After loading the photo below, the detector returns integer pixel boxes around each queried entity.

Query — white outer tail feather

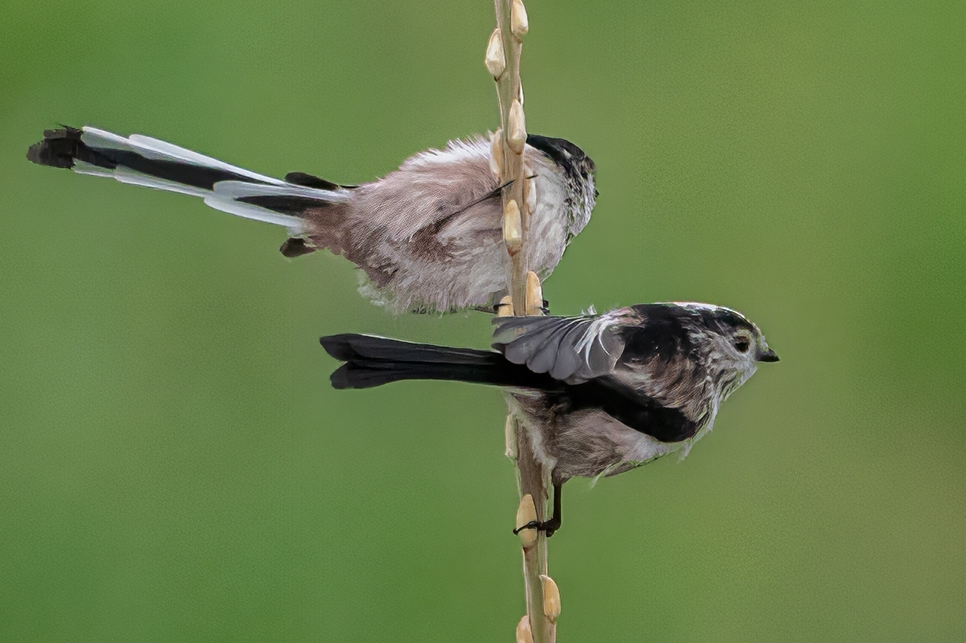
[73,126,352,234]
[81,127,286,185]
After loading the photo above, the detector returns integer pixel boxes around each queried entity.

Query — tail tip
[329,364,354,389]
[320,334,357,361]
[25,141,47,165]
[26,127,82,168]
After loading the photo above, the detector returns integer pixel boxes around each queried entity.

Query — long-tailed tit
[320,302,778,536]
[28,127,596,313]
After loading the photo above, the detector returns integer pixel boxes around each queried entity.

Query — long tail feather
[27,126,350,234]
[320,334,542,390]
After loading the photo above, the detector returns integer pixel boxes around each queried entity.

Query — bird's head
[525,134,597,237]
[674,302,778,398]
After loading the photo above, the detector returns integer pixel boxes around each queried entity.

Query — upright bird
[27,126,596,313]
[321,302,778,536]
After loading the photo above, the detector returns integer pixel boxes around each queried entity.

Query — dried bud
[515,615,533,643]
[525,271,543,316]
[508,99,526,154]
[497,294,514,317]
[485,29,506,77]
[541,575,561,621]
[516,494,538,546]
[503,199,523,255]
[504,415,517,458]
[490,130,504,179]
[511,0,529,38]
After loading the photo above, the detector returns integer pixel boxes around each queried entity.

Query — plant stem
[488,2,557,641]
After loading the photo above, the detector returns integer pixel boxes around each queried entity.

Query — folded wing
[492,308,632,384]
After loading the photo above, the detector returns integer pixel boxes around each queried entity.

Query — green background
[1,1,963,640]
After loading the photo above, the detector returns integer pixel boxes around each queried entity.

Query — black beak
[757,348,780,363]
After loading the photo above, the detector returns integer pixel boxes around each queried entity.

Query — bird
[320,302,778,536]
[27,126,596,313]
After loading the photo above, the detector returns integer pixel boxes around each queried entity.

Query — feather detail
[26,126,366,234]
[493,311,626,383]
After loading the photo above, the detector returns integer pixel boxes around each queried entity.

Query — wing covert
[492,310,629,384]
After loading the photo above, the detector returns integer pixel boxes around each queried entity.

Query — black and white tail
[320,334,544,390]
[27,126,350,250]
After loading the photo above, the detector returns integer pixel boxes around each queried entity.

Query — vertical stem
[492,0,529,311]
[488,2,556,642]
[514,417,554,643]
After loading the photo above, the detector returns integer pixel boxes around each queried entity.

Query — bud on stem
[516,615,534,643]
[515,494,538,547]
[540,575,560,622]
[508,99,527,154]
[504,199,523,255]
[485,28,506,77]
[525,271,543,316]
[511,0,529,38]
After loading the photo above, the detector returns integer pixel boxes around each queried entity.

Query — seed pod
[504,199,523,255]
[508,100,526,154]
[525,272,543,316]
[490,130,504,179]
[485,28,506,77]
[515,494,538,547]
[511,0,529,38]
[515,615,533,643]
[504,415,517,458]
[541,574,561,621]
[497,294,514,317]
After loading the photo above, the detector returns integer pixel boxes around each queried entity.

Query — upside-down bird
[28,126,596,313]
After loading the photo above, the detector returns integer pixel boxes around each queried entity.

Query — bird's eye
[734,337,751,353]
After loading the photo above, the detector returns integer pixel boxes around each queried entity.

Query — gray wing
[492,309,632,384]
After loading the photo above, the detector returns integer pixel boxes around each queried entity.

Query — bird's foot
[512,518,561,538]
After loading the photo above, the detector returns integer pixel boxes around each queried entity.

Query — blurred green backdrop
[1,1,963,641]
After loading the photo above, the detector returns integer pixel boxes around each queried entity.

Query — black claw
[513,481,564,538]
[512,518,561,538]
[512,520,539,535]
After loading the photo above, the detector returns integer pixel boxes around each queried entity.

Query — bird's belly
[517,405,682,480]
